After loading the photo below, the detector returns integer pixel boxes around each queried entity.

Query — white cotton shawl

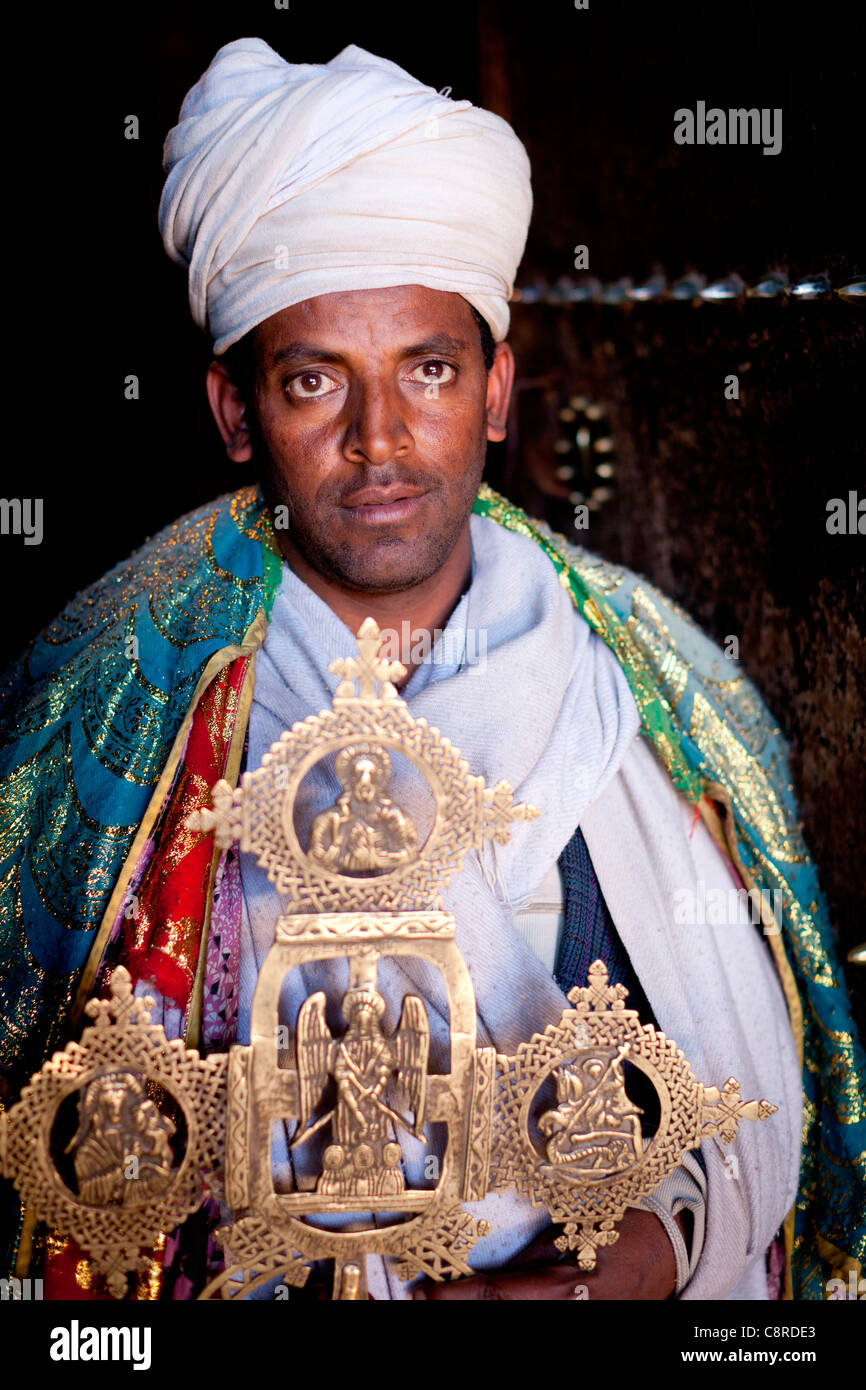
[237,513,801,1299]
[580,746,803,1301]
[159,38,533,352]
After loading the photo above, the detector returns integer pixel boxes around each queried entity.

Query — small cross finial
[329,618,406,701]
[84,965,154,1028]
[185,779,241,850]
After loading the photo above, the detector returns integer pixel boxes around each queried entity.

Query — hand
[411,1207,681,1301]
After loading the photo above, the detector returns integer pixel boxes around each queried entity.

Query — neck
[278,527,472,688]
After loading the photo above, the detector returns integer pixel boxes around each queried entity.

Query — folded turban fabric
[159,37,533,352]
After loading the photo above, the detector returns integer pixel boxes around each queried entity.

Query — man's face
[238,286,505,594]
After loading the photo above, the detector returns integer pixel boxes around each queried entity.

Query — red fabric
[120,659,248,1009]
[43,1236,114,1300]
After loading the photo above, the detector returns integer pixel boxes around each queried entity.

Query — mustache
[328,467,442,507]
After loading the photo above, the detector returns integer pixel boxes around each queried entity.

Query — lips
[341,484,425,508]
[340,484,426,525]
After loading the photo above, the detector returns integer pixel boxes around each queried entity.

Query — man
[0,38,862,1302]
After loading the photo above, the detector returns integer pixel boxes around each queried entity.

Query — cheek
[415,400,487,470]
[257,408,338,487]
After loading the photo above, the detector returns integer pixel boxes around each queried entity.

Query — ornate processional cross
[0,619,777,1299]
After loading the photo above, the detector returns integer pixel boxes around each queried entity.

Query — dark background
[4,0,863,1024]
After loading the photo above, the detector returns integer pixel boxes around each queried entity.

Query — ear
[206,360,253,463]
[485,341,515,444]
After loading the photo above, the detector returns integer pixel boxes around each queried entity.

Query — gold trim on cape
[70,610,268,1029]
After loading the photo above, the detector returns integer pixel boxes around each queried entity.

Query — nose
[342,378,413,466]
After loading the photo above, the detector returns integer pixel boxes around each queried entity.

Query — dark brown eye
[286,372,338,399]
[409,360,456,385]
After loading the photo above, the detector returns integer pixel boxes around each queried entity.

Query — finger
[484,1222,581,1272]
[413,1264,583,1301]
[506,1226,566,1269]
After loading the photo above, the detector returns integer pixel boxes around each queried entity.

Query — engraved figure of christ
[308,747,419,874]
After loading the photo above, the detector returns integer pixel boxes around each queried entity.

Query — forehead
[253,284,477,357]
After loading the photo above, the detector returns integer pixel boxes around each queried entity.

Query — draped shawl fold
[0,484,862,1298]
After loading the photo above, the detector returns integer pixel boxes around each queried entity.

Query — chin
[335,557,440,595]
[326,532,453,594]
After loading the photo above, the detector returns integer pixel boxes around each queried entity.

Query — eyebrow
[269,333,471,369]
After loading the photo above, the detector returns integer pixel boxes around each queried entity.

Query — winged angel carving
[292,985,430,1198]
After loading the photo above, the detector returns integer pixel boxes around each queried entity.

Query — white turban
[159,38,533,353]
